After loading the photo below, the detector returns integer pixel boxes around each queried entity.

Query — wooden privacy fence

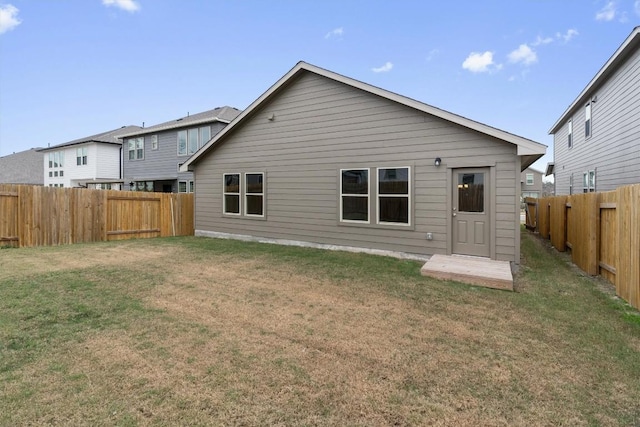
[0,184,194,248]
[524,183,640,310]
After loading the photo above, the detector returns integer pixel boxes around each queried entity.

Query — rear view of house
[182,62,545,263]
[548,26,640,195]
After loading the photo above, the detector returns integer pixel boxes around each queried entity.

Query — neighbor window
[223,173,241,214]
[340,169,369,222]
[568,120,573,148]
[378,167,410,224]
[585,103,592,138]
[245,173,264,216]
[569,174,573,195]
[76,147,87,165]
[584,170,596,193]
[526,173,534,186]
[49,171,52,177]
[189,181,194,193]
[128,137,144,160]
[151,135,158,150]
[178,181,188,193]
[178,126,212,155]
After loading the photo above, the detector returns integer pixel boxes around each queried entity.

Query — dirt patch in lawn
[2,236,639,426]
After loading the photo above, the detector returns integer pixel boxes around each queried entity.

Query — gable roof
[116,106,242,139]
[182,62,545,172]
[549,26,640,134]
[39,125,142,151]
[0,148,44,185]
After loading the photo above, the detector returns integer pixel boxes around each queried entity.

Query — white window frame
[526,173,534,186]
[151,135,158,150]
[376,166,411,226]
[199,126,211,149]
[585,103,592,139]
[128,137,144,160]
[189,181,194,193]
[588,170,596,192]
[76,147,88,166]
[244,172,265,217]
[177,130,188,156]
[340,168,370,224]
[568,120,573,148]
[223,173,241,215]
[178,180,188,193]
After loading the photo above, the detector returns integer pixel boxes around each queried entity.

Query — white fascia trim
[194,230,430,262]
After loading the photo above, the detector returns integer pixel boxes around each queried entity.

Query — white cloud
[102,0,140,13]
[372,61,393,73]
[325,27,343,39]
[462,51,496,73]
[508,44,537,65]
[532,35,554,46]
[595,1,616,21]
[0,4,21,34]
[426,49,439,61]
[556,28,579,43]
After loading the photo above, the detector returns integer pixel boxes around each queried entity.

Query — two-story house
[118,106,241,193]
[39,125,141,189]
[521,167,544,199]
[548,26,640,195]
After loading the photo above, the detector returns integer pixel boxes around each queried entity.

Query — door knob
[453,212,457,217]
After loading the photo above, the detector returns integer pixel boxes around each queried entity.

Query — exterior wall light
[434,157,442,167]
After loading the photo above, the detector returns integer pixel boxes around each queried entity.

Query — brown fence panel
[567,192,599,275]
[598,191,617,285]
[616,184,640,309]
[0,184,19,247]
[524,197,537,230]
[549,196,568,251]
[537,197,551,239]
[106,191,162,241]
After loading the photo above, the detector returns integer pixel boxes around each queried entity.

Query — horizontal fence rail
[0,184,194,248]
[525,183,640,310]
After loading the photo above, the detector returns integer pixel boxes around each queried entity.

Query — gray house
[0,148,44,185]
[521,167,544,199]
[118,107,241,193]
[548,26,640,195]
[181,62,545,263]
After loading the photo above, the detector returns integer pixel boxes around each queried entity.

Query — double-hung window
[568,120,573,148]
[178,126,212,155]
[377,167,410,225]
[76,147,87,165]
[245,173,264,216]
[223,173,241,215]
[585,103,592,138]
[128,137,144,160]
[526,173,534,186]
[583,170,596,193]
[340,169,369,222]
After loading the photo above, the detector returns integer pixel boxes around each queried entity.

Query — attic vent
[176,118,183,121]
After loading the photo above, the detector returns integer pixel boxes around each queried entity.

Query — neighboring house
[118,107,241,193]
[0,148,44,185]
[521,167,544,199]
[39,126,141,189]
[181,62,546,263]
[548,26,640,195]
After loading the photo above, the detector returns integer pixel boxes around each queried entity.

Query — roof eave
[549,26,640,134]
[118,117,232,139]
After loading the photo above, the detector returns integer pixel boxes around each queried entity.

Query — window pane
[177,131,187,155]
[188,128,198,154]
[200,126,211,148]
[342,196,368,221]
[379,168,408,194]
[379,197,409,223]
[246,173,263,193]
[341,170,368,194]
[178,182,187,193]
[54,152,59,168]
[246,195,263,215]
[458,173,484,212]
[59,152,64,167]
[189,181,194,193]
[129,150,135,160]
[49,153,53,168]
[225,195,240,214]
[224,174,240,193]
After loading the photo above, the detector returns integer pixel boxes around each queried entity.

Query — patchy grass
[1,232,639,426]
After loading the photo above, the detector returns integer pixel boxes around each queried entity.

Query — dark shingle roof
[39,125,142,151]
[116,106,242,139]
[0,148,44,185]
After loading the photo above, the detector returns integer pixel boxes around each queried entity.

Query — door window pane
[457,173,484,213]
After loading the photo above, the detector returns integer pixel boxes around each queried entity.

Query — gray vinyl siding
[123,122,227,190]
[553,45,640,195]
[194,72,521,261]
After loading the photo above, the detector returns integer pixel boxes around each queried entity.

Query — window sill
[337,220,414,231]
[222,213,267,221]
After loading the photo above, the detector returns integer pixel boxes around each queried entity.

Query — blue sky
[1,1,638,175]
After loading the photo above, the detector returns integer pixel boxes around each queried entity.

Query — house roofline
[549,26,640,134]
[117,117,232,139]
[182,61,545,171]
[38,140,122,152]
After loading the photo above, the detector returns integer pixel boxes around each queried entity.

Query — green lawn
[1,231,639,426]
